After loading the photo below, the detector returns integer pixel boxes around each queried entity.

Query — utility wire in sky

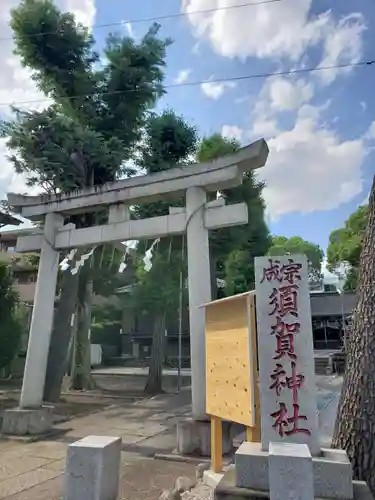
[0,0,282,42]
[0,59,373,109]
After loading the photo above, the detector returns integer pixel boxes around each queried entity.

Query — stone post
[254,254,320,455]
[65,435,121,500]
[20,212,63,409]
[269,442,314,500]
[186,186,211,419]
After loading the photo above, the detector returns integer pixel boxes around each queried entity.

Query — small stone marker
[269,442,314,500]
[254,255,319,455]
[64,435,121,500]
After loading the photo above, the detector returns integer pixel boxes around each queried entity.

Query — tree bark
[331,174,375,493]
[71,259,95,390]
[144,314,165,395]
[43,270,79,402]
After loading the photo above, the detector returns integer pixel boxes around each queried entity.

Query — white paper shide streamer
[118,244,132,274]
[60,238,161,275]
[143,238,160,272]
[59,248,77,272]
[59,247,96,275]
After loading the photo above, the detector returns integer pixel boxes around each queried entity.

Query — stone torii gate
[4,139,268,436]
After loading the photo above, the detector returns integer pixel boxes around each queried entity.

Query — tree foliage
[0,262,23,372]
[327,205,369,291]
[197,134,271,296]
[5,0,171,193]
[268,235,324,284]
[5,0,173,395]
[128,110,196,394]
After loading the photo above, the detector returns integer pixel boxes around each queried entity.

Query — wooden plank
[211,415,223,473]
[200,290,254,308]
[245,426,254,442]
[205,296,253,426]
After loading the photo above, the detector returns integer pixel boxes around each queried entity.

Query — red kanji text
[281,259,302,285]
[270,402,311,437]
[269,363,286,396]
[260,259,282,283]
[269,284,299,317]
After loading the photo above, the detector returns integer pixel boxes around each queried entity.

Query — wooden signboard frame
[202,291,260,472]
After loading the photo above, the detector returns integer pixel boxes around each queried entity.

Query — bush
[0,262,23,372]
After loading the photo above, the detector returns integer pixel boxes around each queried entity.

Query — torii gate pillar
[186,186,211,419]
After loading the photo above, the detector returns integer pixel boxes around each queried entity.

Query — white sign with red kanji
[254,254,320,456]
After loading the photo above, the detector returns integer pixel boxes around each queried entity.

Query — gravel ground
[182,483,213,500]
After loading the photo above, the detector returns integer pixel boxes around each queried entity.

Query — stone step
[315,357,330,375]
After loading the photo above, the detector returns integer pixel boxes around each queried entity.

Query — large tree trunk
[144,314,165,395]
[43,270,79,402]
[332,174,375,492]
[71,260,95,390]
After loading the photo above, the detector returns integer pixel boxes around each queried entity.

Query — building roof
[0,211,21,228]
[0,227,38,242]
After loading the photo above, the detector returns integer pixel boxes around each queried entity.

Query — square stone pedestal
[177,418,241,456]
[215,468,373,500]
[235,442,353,500]
[1,405,53,436]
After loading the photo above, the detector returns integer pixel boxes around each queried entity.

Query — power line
[0,59,373,109]
[0,0,282,42]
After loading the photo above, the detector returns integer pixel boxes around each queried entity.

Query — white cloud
[182,0,329,61]
[182,1,366,86]
[201,79,236,99]
[63,0,96,28]
[242,75,369,220]
[220,72,367,222]
[358,194,369,206]
[259,105,366,220]
[317,14,366,85]
[250,77,314,139]
[222,125,243,142]
[174,69,192,84]
[269,78,314,111]
[0,139,40,200]
[365,121,375,140]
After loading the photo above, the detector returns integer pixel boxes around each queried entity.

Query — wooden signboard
[202,291,260,472]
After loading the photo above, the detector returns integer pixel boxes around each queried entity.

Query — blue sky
[0,0,374,258]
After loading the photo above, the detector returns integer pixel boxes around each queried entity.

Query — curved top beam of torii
[7,139,268,221]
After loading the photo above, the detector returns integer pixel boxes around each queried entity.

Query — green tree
[0,262,23,374]
[332,177,375,492]
[130,247,185,394]
[197,134,271,296]
[327,205,369,291]
[268,235,324,285]
[5,0,172,397]
[131,110,197,394]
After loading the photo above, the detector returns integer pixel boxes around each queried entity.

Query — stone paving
[0,376,342,499]
[0,388,195,499]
